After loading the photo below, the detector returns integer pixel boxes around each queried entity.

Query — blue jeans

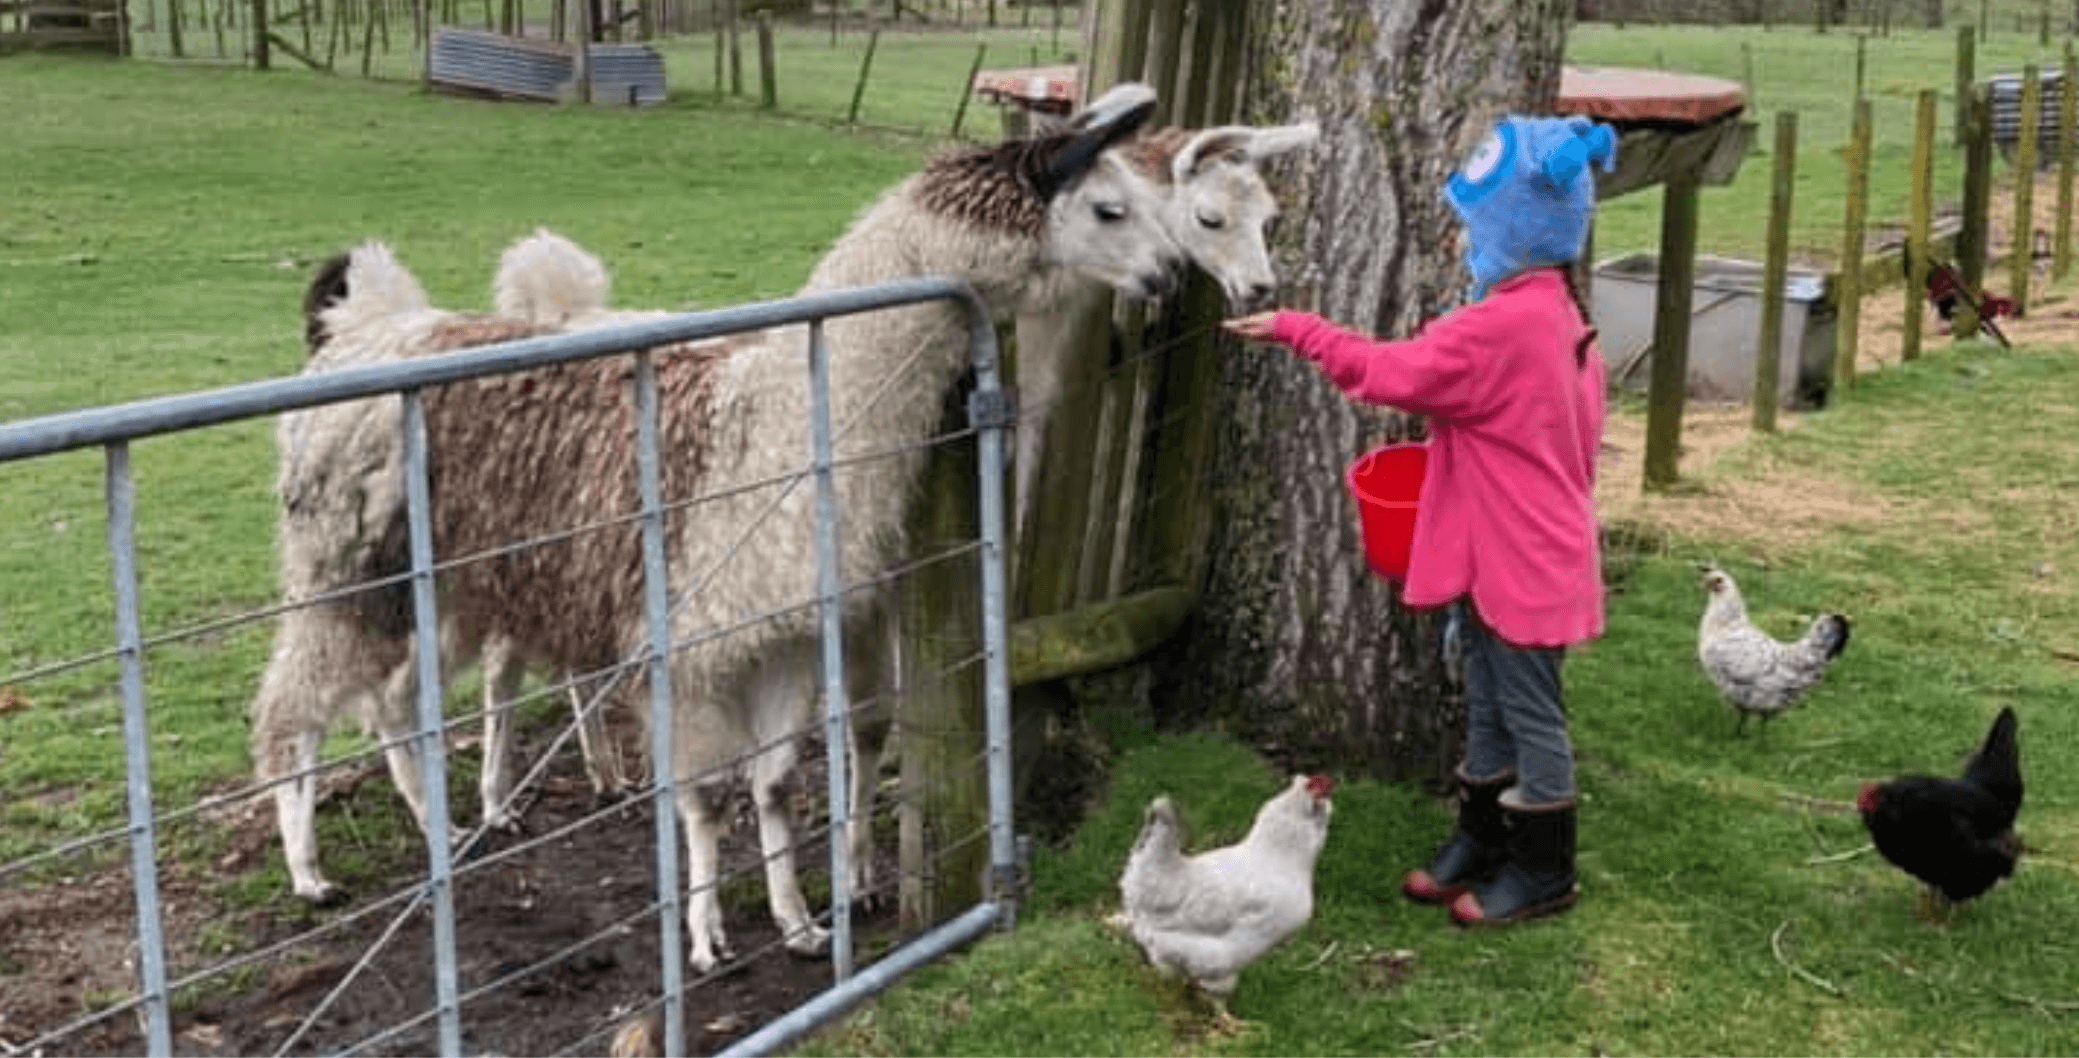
[1457,607,1575,805]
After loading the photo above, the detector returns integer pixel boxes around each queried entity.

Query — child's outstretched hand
[1222,311,1281,343]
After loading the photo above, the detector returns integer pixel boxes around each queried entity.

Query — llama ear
[1035,84,1157,199]
[1171,121,1320,183]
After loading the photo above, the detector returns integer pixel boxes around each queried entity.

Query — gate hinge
[967,387,1018,431]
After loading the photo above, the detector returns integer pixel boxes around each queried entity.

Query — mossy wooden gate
[896,0,1239,928]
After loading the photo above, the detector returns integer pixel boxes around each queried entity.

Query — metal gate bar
[0,274,1014,1058]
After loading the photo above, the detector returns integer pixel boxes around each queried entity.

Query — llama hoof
[783,924,831,960]
[297,881,348,908]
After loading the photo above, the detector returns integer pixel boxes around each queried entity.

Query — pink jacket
[1270,268,1605,647]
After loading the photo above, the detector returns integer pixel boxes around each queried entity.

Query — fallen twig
[1807,843,1875,865]
[1770,920,1844,996]
[1300,940,1340,972]
[1781,792,1858,815]
[2003,992,2079,1014]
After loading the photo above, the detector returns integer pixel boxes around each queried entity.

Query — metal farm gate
[0,277,1017,1057]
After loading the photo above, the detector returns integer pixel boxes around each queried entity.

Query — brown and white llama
[250,84,1182,971]
[473,114,1321,884]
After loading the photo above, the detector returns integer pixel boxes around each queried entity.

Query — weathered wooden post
[727,0,742,97]
[755,9,775,108]
[950,42,986,137]
[1903,89,1936,360]
[846,28,877,123]
[1854,32,1866,102]
[1955,23,1975,144]
[1836,97,1871,392]
[2014,65,2042,316]
[2056,46,2076,281]
[252,0,270,67]
[1755,110,1796,431]
[896,390,987,931]
[1957,85,1994,342]
[1643,172,1699,490]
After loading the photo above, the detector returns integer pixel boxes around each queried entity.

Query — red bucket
[1345,443,1427,582]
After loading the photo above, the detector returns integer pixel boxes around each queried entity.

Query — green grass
[0,51,932,866]
[1568,20,2079,270]
[9,26,2079,1055]
[802,337,2079,1055]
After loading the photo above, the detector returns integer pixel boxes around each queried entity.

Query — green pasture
[1570,21,2076,268]
[5,21,2079,1053]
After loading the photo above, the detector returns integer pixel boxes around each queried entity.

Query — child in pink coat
[1225,114,1615,927]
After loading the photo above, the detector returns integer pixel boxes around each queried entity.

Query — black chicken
[1856,707,2023,920]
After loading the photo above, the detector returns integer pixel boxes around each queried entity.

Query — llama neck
[801,175,1067,450]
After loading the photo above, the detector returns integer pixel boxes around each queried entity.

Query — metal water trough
[1592,252,1837,409]
[429,27,666,105]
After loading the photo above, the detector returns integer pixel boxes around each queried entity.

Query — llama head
[1161,121,1319,311]
[1030,83,1185,303]
[304,240,430,354]
[1089,116,1320,311]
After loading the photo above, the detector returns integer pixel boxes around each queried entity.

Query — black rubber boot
[1451,793,1578,927]
[1402,766,1514,905]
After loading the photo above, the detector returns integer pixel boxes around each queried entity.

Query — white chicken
[1697,566,1850,734]
[1113,774,1334,1031]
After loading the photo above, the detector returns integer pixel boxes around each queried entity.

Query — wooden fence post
[1755,110,1796,431]
[2056,45,2076,281]
[950,42,986,137]
[847,27,878,124]
[1643,173,1700,491]
[1958,85,1994,342]
[252,0,269,67]
[2014,64,2042,317]
[1836,97,1871,393]
[726,0,742,96]
[755,10,775,108]
[896,407,986,932]
[1902,89,1936,360]
[1955,23,1975,144]
[1853,33,1865,102]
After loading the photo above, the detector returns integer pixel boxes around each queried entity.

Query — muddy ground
[0,725,908,1058]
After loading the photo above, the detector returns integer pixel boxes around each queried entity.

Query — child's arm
[1225,309,1483,419]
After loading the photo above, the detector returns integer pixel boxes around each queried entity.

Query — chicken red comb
[1854,784,1881,812]
[1305,773,1334,799]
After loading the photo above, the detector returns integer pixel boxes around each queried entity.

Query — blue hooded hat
[1444,115,1619,299]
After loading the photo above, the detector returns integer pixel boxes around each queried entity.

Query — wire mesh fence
[0,275,1018,1057]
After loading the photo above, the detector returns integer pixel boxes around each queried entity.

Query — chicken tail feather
[1966,706,2022,808]
[1809,612,1851,661]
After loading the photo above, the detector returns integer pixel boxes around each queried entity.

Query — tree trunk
[1155,0,1571,783]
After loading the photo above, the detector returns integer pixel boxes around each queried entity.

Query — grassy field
[799,334,2079,1056]
[0,51,931,869]
[1569,20,2079,268]
[6,20,2079,1055]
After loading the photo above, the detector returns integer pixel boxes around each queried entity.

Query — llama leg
[273,728,344,904]
[479,637,525,831]
[845,622,897,907]
[675,780,732,974]
[749,742,828,959]
[372,658,438,840]
[570,676,627,797]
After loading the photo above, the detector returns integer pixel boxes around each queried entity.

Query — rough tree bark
[1155,1,1572,783]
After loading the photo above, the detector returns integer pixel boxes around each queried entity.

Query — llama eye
[1095,202,1128,223]
[1196,210,1226,231]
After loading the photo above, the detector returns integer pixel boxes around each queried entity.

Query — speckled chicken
[1697,567,1850,734]
[1114,774,1333,1030]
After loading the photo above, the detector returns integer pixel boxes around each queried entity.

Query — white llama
[250,84,1182,973]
